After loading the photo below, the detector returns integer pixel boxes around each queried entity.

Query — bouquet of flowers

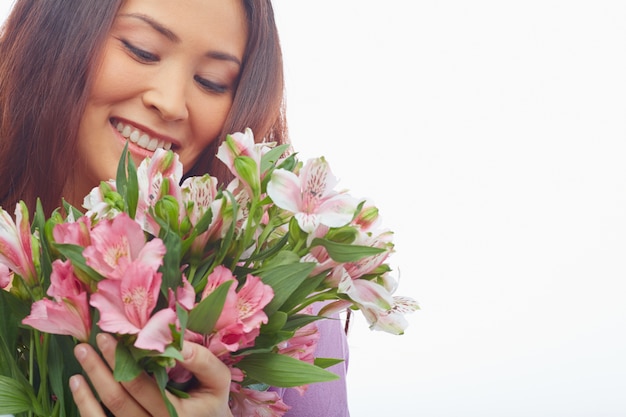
[0,128,417,417]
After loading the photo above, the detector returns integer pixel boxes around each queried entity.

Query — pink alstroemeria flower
[229,383,290,417]
[135,148,184,235]
[83,213,165,280]
[167,274,196,311]
[22,260,91,341]
[342,229,394,281]
[83,180,121,220]
[181,175,229,255]
[90,261,176,352]
[336,266,393,312]
[208,267,273,331]
[53,216,92,247]
[361,295,419,335]
[0,202,38,285]
[337,271,418,335]
[200,266,273,355]
[267,157,359,234]
[23,299,92,342]
[216,129,262,175]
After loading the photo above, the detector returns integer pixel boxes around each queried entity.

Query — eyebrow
[118,13,242,67]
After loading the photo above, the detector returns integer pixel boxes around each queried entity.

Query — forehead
[117,0,248,58]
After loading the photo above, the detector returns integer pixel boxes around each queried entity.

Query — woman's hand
[70,333,234,417]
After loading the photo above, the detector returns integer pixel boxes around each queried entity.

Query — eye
[120,39,159,63]
[194,75,228,94]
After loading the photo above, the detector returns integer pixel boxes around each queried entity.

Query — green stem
[230,200,261,270]
[28,332,34,417]
[40,332,50,414]
[289,289,340,315]
[186,262,198,287]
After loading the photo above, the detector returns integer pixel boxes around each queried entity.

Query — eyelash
[120,39,229,94]
[194,75,228,94]
[121,39,158,63]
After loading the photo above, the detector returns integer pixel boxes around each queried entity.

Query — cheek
[90,48,140,103]
[189,96,234,150]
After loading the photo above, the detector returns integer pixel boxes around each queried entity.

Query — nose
[142,66,190,122]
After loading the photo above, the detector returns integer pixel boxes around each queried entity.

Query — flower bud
[325,226,358,244]
[354,205,379,230]
[154,195,181,232]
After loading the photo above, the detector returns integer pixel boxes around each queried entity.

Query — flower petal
[23,296,91,342]
[134,308,177,352]
[267,169,303,213]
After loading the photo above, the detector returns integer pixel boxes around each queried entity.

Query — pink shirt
[272,308,351,417]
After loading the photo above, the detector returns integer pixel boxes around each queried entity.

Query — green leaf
[160,345,184,362]
[314,357,345,369]
[114,343,143,382]
[54,243,104,282]
[0,376,36,414]
[276,153,298,172]
[187,281,232,334]
[175,304,189,349]
[278,272,327,314]
[237,353,339,387]
[260,143,290,174]
[255,263,316,316]
[0,289,30,355]
[282,314,324,332]
[62,199,86,220]
[126,150,139,219]
[34,199,53,279]
[190,201,214,236]
[48,335,82,417]
[311,237,386,262]
[210,191,238,269]
[116,143,130,201]
[158,226,183,293]
[244,232,290,263]
[260,311,288,334]
[153,366,179,417]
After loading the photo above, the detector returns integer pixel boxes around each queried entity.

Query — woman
[0,0,350,416]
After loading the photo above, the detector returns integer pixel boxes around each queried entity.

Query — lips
[111,119,173,151]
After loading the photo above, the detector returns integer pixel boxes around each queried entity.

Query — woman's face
[71,0,247,202]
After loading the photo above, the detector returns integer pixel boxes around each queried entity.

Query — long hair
[185,0,289,183]
[0,0,120,213]
[0,0,288,214]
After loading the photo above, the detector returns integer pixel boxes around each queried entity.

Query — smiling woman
[0,0,286,217]
[0,1,357,417]
[70,0,248,206]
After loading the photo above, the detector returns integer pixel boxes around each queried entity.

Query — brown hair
[0,0,288,214]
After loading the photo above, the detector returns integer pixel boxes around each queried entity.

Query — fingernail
[182,343,193,360]
[69,375,81,392]
[74,345,87,362]
[96,333,109,350]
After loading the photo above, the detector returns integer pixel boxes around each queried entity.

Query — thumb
[179,341,232,394]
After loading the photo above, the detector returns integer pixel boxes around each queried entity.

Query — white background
[3,1,626,416]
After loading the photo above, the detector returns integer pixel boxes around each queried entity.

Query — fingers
[74,338,151,417]
[69,374,107,417]
[170,341,233,417]
[96,334,171,416]
[72,335,233,417]
[178,341,231,397]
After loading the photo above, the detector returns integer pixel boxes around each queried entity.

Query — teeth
[147,138,158,151]
[114,120,173,151]
[138,134,150,148]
